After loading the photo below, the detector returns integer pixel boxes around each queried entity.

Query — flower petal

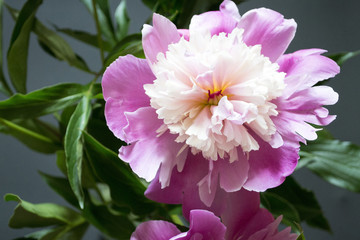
[189,0,239,36]
[142,13,180,64]
[103,55,154,139]
[238,8,297,62]
[131,220,181,240]
[173,210,226,240]
[277,49,340,97]
[243,138,299,191]
[120,107,186,184]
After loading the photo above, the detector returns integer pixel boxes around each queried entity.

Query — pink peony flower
[102,0,339,205]
[131,190,297,240]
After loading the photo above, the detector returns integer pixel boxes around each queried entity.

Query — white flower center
[144,28,285,162]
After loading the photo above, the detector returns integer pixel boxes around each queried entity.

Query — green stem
[91,0,105,64]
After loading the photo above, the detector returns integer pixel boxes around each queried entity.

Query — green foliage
[328,50,360,66]
[64,94,92,209]
[7,0,42,93]
[300,137,360,192]
[0,83,89,120]
[5,194,88,239]
[262,177,331,233]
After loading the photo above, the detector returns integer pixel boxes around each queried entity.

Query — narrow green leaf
[0,118,61,153]
[0,0,12,96]
[0,83,87,120]
[328,50,360,66]
[4,193,83,229]
[55,27,112,51]
[114,0,129,40]
[266,177,331,232]
[6,0,42,93]
[104,33,143,68]
[300,138,360,192]
[64,95,92,208]
[7,6,93,74]
[297,232,306,240]
[82,194,135,239]
[83,132,157,215]
[56,150,67,175]
[39,172,79,208]
[80,0,116,45]
[15,222,88,240]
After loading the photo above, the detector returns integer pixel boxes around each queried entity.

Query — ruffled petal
[238,8,297,62]
[103,55,155,139]
[142,13,180,64]
[131,220,181,240]
[189,0,239,36]
[120,107,186,184]
[243,138,299,191]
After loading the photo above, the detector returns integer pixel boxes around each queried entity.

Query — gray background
[1,0,359,239]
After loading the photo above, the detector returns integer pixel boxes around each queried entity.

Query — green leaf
[328,50,360,66]
[56,150,67,175]
[0,83,88,120]
[16,223,89,240]
[6,0,42,93]
[104,33,143,68]
[297,232,306,240]
[7,6,92,74]
[64,94,92,208]
[114,0,129,40]
[0,118,61,154]
[0,0,12,96]
[54,27,112,51]
[39,172,79,208]
[87,102,124,152]
[300,138,360,192]
[261,191,302,233]
[82,194,135,239]
[266,177,331,232]
[80,0,116,45]
[83,132,157,215]
[4,194,83,229]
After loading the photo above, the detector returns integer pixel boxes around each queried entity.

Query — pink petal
[248,216,298,240]
[142,13,180,64]
[174,210,226,240]
[120,107,186,184]
[243,138,299,191]
[189,0,240,36]
[238,8,297,62]
[277,49,340,97]
[102,55,155,139]
[131,220,181,240]
[217,156,249,192]
[221,190,261,239]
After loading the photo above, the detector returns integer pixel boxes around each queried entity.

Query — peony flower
[131,190,297,240]
[102,0,339,206]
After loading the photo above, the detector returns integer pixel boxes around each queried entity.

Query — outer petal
[238,8,297,62]
[173,210,226,240]
[243,138,299,191]
[189,0,240,36]
[120,107,187,184]
[277,49,340,98]
[142,13,180,64]
[248,216,298,240]
[131,220,181,240]
[102,55,155,140]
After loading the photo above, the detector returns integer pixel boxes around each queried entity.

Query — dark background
[1,0,359,239]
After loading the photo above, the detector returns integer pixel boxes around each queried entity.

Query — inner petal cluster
[144,28,286,162]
